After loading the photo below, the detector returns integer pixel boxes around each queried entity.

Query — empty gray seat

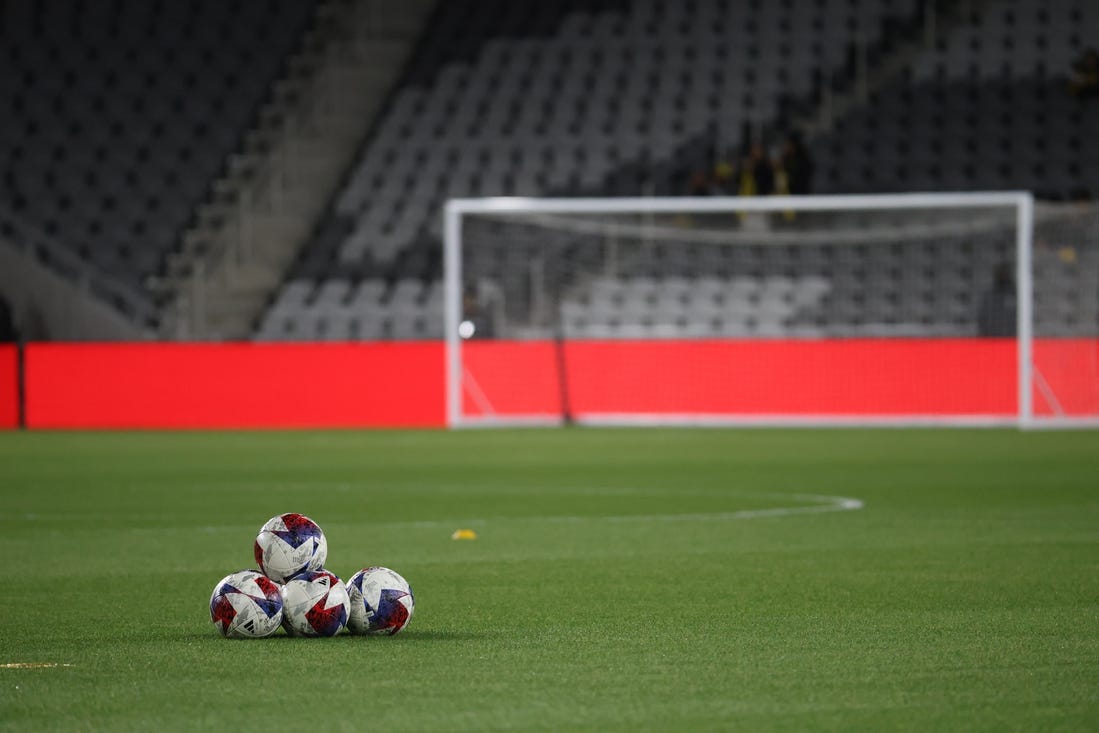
[1,0,317,303]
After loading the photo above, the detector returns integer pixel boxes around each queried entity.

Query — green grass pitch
[0,428,1096,731]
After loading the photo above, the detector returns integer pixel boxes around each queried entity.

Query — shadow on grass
[385,629,488,642]
[187,628,488,643]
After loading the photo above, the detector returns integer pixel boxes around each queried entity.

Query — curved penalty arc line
[543,492,864,524]
[395,492,864,528]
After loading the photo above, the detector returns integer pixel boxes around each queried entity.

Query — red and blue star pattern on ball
[291,570,347,636]
[210,594,237,632]
[272,513,323,549]
[210,574,284,635]
[369,588,412,635]
[305,592,348,635]
[249,575,284,618]
[253,513,327,582]
[347,569,414,635]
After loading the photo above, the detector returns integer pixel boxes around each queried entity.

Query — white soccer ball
[209,570,283,639]
[253,513,328,583]
[280,570,350,637]
[346,566,415,636]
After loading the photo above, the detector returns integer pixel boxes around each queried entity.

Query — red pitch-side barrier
[462,338,1099,419]
[0,345,17,429]
[24,342,446,429]
[463,338,1019,418]
[1031,338,1099,416]
[17,338,1098,428]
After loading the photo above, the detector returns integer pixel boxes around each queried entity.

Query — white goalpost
[444,192,1099,429]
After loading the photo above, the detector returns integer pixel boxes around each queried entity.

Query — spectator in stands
[1069,48,1099,99]
[711,160,735,195]
[0,293,18,343]
[686,169,712,196]
[685,158,738,196]
[977,263,1017,337]
[780,133,814,195]
[738,143,775,196]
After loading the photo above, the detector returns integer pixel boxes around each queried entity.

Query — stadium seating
[0,0,316,295]
[263,0,923,340]
[7,0,1091,342]
[814,0,1099,197]
[559,274,833,338]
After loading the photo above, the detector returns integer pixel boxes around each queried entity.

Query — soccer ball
[210,570,283,639]
[346,566,415,636]
[254,513,328,583]
[280,570,350,637]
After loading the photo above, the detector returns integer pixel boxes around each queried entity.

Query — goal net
[444,193,1099,428]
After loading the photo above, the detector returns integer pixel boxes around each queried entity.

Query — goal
[443,193,1099,429]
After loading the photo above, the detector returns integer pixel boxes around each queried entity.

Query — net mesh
[451,198,1099,425]
[1030,202,1099,420]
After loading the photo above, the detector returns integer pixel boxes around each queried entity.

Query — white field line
[393,493,864,528]
[0,662,74,669]
[21,493,864,531]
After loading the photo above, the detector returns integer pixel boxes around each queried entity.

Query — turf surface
[0,429,1096,731]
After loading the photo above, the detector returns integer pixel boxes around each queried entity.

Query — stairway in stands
[157,0,435,340]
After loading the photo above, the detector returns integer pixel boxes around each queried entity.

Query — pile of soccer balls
[209,512,414,639]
